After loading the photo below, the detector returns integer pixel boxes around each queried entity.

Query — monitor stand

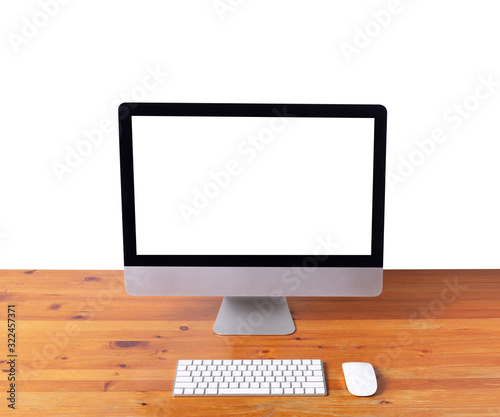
[213,296,295,335]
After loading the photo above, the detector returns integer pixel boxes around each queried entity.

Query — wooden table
[1,269,499,416]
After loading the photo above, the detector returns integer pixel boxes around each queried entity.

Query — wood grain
[0,269,499,416]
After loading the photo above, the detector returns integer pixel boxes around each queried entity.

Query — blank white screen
[132,115,374,255]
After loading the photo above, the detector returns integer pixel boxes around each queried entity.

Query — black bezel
[119,103,387,267]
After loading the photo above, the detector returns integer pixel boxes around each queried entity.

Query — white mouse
[342,362,377,396]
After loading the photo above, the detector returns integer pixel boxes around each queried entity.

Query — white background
[1,0,499,269]
[132,116,373,255]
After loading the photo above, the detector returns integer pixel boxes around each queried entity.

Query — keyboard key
[307,376,324,382]
[219,388,270,395]
[302,382,325,388]
[176,382,197,389]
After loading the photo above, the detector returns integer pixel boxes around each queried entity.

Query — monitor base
[213,296,296,335]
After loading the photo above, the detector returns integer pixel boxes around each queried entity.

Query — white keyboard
[173,359,327,396]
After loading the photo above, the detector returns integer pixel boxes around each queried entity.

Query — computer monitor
[118,103,387,335]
